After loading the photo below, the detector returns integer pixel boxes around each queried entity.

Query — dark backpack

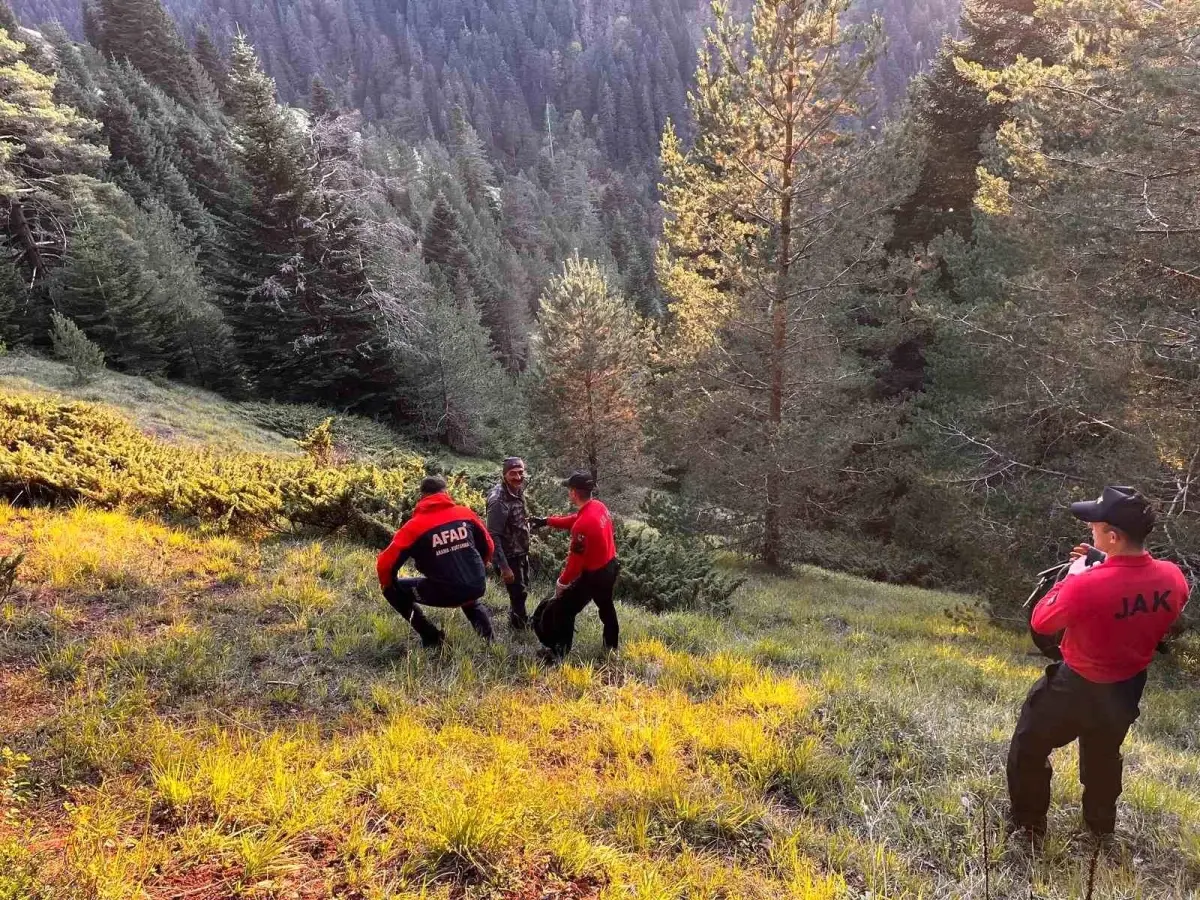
[531,593,574,653]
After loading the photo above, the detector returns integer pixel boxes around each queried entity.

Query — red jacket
[547,499,617,586]
[376,493,494,592]
[1032,553,1190,683]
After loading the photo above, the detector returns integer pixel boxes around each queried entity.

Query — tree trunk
[763,63,795,570]
[8,198,43,281]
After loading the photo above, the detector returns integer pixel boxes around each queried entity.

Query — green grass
[1,372,1197,898]
[1,499,1197,899]
[0,354,296,453]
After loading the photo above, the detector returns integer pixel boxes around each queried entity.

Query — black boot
[421,627,446,650]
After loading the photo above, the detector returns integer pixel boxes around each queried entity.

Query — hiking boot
[1084,819,1116,840]
[536,647,562,665]
[1006,818,1046,849]
[421,628,446,650]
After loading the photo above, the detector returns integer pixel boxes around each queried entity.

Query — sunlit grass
[2,500,1197,898]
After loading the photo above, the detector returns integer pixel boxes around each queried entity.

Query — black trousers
[383,577,493,644]
[1007,661,1146,834]
[503,553,531,628]
[546,559,619,657]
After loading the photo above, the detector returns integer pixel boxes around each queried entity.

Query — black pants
[383,577,493,644]
[503,553,530,629]
[1007,661,1146,834]
[546,559,619,657]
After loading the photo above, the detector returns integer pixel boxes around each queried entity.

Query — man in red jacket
[1008,486,1190,839]
[376,476,495,649]
[531,470,619,658]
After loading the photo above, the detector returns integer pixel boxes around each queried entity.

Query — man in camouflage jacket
[486,457,532,629]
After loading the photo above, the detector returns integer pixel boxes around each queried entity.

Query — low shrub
[614,523,745,616]
[0,395,482,545]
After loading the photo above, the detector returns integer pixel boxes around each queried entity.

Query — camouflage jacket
[485,482,530,570]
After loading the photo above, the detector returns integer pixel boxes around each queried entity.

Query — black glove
[530,516,548,529]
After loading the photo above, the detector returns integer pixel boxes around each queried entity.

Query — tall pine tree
[657,0,890,567]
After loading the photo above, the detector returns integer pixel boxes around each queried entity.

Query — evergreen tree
[532,253,651,484]
[47,211,167,373]
[308,75,338,121]
[921,0,1200,600]
[421,192,471,275]
[890,0,1054,251]
[224,34,399,409]
[135,203,242,390]
[193,26,229,99]
[49,310,105,383]
[94,0,211,110]
[0,21,106,280]
[0,244,23,345]
[408,269,511,453]
[657,0,889,567]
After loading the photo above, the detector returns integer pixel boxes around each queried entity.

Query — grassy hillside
[1,374,1198,899]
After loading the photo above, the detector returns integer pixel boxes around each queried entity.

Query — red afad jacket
[1032,552,1189,683]
[546,498,617,586]
[376,493,494,593]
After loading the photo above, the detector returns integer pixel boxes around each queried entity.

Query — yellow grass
[1,499,1197,899]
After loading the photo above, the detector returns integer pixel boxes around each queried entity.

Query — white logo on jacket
[431,525,470,548]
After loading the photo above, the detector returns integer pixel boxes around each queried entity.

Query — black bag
[531,592,574,652]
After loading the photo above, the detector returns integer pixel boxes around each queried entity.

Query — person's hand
[555,581,566,599]
[1069,543,1093,561]
[501,566,515,585]
[530,517,548,529]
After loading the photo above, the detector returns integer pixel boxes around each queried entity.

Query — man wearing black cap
[530,470,619,658]
[486,457,532,629]
[1007,485,1190,839]
[376,476,496,649]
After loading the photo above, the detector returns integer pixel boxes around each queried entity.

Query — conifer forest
[0,0,1197,606]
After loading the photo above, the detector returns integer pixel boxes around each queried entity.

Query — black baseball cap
[563,470,596,491]
[503,457,525,473]
[1070,485,1155,539]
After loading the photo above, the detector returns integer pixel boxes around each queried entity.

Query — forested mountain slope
[12,0,960,168]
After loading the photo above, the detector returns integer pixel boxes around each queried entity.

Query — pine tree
[408,268,511,453]
[657,0,888,567]
[922,0,1200,600]
[135,203,241,389]
[49,310,106,383]
[95,0,210,110]
[47,212,168,374]
[309,75,337,120]
[0,22,106,280]
[193,26,229,99]
[532,253,651,485]
[0,244,23,345]
[224,34,399,409]
[890,0,1053,251]
[422,192,471,275]
[448,106,496,212]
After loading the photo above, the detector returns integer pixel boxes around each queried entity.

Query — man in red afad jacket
[1008,486,1190,839]
[376,476,495,649]
[531,470,619,658]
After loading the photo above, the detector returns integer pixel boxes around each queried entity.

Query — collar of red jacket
[414,493,455,513]
[1102,552,1152,567]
